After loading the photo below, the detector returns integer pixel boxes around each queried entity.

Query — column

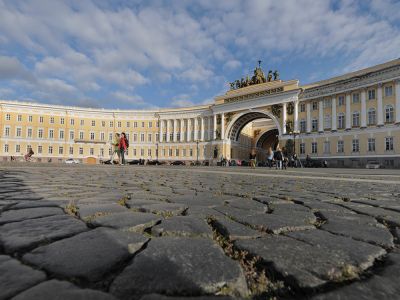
[282,103,287,135]
[159,119,163,142]
[221,113,225,140]
[361,89,367,128]
[345,94,351,130]
[194,118,198,140]
[180,119,184,142]
[395,80,400,123]
[166,120,170,142]
[306,102,311,133]
[293,101,299,132]
[318,99,323,132]
[173,119,177,142]
[377,84,384,126]
[186,119,191,142]
[208,116,211,140]
[331,96,337,131]
[213,114,217,140]
[200,117,205,141]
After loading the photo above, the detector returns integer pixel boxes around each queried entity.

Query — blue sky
[0,0,399,109]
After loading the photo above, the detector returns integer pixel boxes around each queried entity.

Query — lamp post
[196,140,199,166]
[156,143,159,161]
[291,130,299,167]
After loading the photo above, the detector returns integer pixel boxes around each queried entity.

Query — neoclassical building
[0,59,399,167]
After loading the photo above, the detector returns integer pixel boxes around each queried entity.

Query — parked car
[65,158,79,164]
[147,160,165,165]
[128,159,141,165]
[171,160,185,165]
[366,161,381,169]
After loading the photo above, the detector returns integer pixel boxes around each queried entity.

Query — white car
[366,161,380,169]
[65,158,79,164]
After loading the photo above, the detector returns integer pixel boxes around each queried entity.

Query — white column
[306,102,311,133]
[346,94,351,130]
[318,99,323,132]
[331,96,337,131]
[186,119,191,142]
[208,116,211,140]
[180,119,184,142]
[159,119,163,142]
[396,80,400,124]
[294,101,299,132]
[173,119,177,142]
[200,117,205,141]
[194,118,198,140]
[282,103,287,135]
[166,120,170,142]
[213,114,217,140]
[361,89,367,128]
[377,84,384,126]
[221,113,225,140]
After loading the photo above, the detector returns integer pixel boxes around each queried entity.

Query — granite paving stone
[152,216,212,237]
[0,207,64,225]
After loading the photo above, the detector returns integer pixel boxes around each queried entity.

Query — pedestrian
[249,150,257,168]
[118,132,128,165]
[111,133,120,164]
[275,145,283,170]
[267,147,274,168]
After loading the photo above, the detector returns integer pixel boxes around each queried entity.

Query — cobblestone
[0,164,399,299]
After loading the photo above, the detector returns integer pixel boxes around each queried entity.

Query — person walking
[110,133,121,164]
[275,145,283,170]
[267,147,274,168]
[249,150,257,168]
[118,132,128,165]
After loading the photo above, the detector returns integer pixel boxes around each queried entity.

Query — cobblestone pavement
[0,164,399,300]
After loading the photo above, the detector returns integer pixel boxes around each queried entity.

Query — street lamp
[195,140,199,165]
[291,130,300,167]
[156,143,159,161]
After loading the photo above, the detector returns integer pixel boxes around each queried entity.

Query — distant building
[1,59,399,167]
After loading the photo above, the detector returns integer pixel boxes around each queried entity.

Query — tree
[285,139,294,156]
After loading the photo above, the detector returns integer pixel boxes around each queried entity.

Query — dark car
[128,159,141,165]
[147,160,165,165]
[171,160,185,165]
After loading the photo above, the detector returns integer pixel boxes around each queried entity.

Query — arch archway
[255,128,279,149]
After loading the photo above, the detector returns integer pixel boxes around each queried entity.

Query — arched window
[368,108,376,125]
[338,113,345,129]
[385,105,394,123]
[352,111,360,127]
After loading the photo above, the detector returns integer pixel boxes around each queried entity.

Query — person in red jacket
[118,132,128,165]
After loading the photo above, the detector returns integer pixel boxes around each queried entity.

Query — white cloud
[111,91,157,109]
[0,56,34,81]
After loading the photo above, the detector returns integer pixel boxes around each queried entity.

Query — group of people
[252,144,301,169]
[110,132,129,165]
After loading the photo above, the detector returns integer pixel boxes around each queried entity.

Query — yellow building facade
[0,59,399,167]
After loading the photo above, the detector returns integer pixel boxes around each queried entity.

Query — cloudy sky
[0,0,399,109]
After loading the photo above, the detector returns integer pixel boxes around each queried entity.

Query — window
[79,132,84,140]
[48,146,53,154]
[109,133,113,141]
[311,142,317,154]
[324,115,331,129]
[148,133,152,142]
[16,145,20,153]
[323,99,331,109]
[384,86,393,97]
[4,144,9,153]
[126,122,130,128]
[148,121,152,128]
[27,128,32,137]
[189,148,193,156]
[156,133,159,142]
[368,138,376,152]
[163,133,167,141]
[60,118,65,125]
[28,115,33,122]
[110,121,113,127]
[100,148,104,157]
[26,145,32,152]
[38,129,43,138]
[6,114,10,121]
[141,148,145,156]
[49,129,54,139]
[16,127,22,137]
[182,149,186,156]
[141,122,145,128]
[338,96,345,106]
[102,121,105,127]
[134,121,138,128]
[368,89,375,100]
[17,115,22,121]
[337,140,344,153]
[162,149,166,157]
[50,117,54,124]
[141,133,145,142]
[352,112,360,127]
[385,137,394,151]
[70,119,74,125]
[92,120,96,126]
[352,139,359,152]
[148,149,152,156]
[39,116,44,123]
[4,127,10,137]
[169,133,173,141]
[352,93,360,103]
[311,119,318,132]
[59,147,63,155]
[59,130,64,139]
[385,105,394,123]
[79,147,83,155]
[323,141,330,154]
[312,101,318,110]
[69,147,73,155]
[300,143,305,154]
[100,132,105,141]
[90,132,95,140]
[38,146,42,154]
[90,148,94,155]
[368,108,376,125]
[300,103,306,112]
[80,119,84,126]
[133,133,138,142]
[338,114,345,129]
[177,133,180,141]
[175,149,179,156]
[70,131,74,140]
[125,133,130,141]
[117,121,121,128]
